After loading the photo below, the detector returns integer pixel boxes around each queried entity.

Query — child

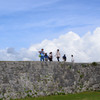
[44,53,48,61]
[62,54,66,61]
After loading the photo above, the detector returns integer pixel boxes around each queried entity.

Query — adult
[71,55,74,63]
[39,49,45,61]
[56,49,60,62]
[49,52,53,61]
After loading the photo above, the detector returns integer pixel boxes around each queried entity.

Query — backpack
[38,54,41,57]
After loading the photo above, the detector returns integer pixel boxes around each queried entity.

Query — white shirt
[71,57,74,63]
[56,51,60,57]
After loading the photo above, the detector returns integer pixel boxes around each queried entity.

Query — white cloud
[0,27,100,62]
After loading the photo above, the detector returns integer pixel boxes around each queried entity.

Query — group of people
[38,49,74,62]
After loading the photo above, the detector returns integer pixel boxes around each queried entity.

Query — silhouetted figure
[62,54,66,61]
[49,52,53,61]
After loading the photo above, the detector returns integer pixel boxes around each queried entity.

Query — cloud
[0,27,100,62]
[7,48,17,54]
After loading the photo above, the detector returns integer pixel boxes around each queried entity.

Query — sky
[0,0,100,62]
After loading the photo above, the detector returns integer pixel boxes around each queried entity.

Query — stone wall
[0,61,100,100]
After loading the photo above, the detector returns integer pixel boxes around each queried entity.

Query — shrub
[91,62,98,66]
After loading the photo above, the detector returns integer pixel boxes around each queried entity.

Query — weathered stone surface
[0,61,100,100]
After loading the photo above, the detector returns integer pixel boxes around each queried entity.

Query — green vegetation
[68,65,72,69]
[91,62,98,66]
[77,70,80,73]
[15,91,100,100]
[81,64,86,67]
[80,74,84,79]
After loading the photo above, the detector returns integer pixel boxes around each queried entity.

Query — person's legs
[48,58,51,61]
[50,58,52,61]
[58,57,59,61]
[45,58,48,61]
[42,56,44,61]
[40,56,42,61]
[57,57,59,62]
[40,56,44,61]
[64,58,66,61]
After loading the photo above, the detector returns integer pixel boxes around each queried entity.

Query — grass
[15,91,100,100]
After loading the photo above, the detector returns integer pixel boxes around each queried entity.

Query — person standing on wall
[71,55,74,63]
[39,49,45,61]
[62,54,67,62]
[56,49,61,62]
[49,52,53,61]
[44,53,49,61]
